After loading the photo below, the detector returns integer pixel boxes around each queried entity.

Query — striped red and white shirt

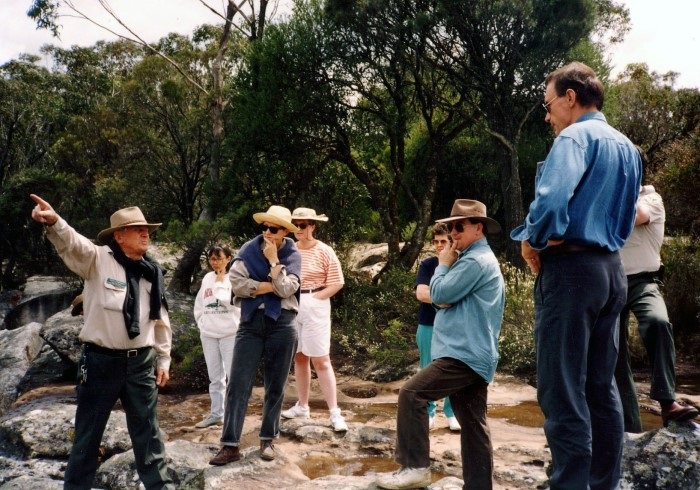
[298,241,344,290]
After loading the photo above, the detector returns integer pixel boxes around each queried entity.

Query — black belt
[627,270,660,281]
[300,287,325,294]
[542,243,608,256]
[84,343,151,358]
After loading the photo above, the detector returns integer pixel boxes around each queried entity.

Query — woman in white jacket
[194,244,241,428]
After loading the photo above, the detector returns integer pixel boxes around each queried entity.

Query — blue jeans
[416,324,454,418]
[536,250,626,490]
[220,309,297,446]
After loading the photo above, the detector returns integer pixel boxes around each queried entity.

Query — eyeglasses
[293,223,311,230]
[446,221,471,233]
[260,224,282,234]
[542,95,559,113]
[432,239,450,245]
[209,256,227,262]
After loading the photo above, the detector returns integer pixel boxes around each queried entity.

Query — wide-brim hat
[291,207,329,222]
[435,199,501,234]
[96,206,161,244]
[253,205,299,232]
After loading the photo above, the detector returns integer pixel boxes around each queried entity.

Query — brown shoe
[260,440,276,461]
[209,446,241,466]
[661,401,699,427]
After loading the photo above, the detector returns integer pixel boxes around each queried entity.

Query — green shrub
[661,236,700,356]
[498,263,537,374]
[170,322,209,392]
[332,267,418,376]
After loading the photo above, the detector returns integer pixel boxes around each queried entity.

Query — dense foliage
[4,0,700,375]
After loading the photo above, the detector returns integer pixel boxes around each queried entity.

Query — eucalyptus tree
[302,0,480,273]
[26,0,283,292]
[0,57,65,287]
[606,63,700,170]
[427,0,629,263]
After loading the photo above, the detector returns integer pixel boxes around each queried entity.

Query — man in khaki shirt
[30,194,174,490]
[616,185,699,431]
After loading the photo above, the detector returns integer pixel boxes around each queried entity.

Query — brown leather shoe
[209,446,241,466]
[260,440,276,461]
[661,401,699,427]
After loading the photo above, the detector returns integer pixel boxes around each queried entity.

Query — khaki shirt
[46,218,172,371]
[619,185,664,276]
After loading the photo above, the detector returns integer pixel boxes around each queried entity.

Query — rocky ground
[160,371,552,489]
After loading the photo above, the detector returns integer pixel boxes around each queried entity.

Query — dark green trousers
[64,346,173,489]
[615,274,676,433]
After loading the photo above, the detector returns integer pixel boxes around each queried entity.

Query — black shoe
[209,446,241,465]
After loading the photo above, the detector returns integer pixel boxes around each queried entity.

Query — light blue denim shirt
[429,237,505,383]
[511,112,642,250]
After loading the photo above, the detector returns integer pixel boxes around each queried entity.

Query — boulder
[0,399,131,460]
[3,277,79,331]
[621,421,700,489]
[0,323,44,416]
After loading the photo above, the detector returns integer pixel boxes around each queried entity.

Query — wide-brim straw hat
[253,205,299,232]
[435,199,501,234]
[291,207,329,222]
[96,206,161,244]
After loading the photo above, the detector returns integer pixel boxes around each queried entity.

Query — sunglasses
[432,239,450,245]
[446,221,471,233]
[260,224,283,234]
[293,223,311,230]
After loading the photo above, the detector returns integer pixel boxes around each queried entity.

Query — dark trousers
[64,347,172,490]
[395,357,493,489]
[220,309,297,446]
[535,251,626,490]
[615,274,676,432]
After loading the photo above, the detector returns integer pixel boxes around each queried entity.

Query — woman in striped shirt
[281,207,347,431]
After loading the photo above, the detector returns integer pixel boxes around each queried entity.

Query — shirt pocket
[103,277,127,311]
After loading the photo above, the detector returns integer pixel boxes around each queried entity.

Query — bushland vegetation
[4,0,700,382]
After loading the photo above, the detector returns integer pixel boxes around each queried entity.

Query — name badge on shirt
[105,278,127,290]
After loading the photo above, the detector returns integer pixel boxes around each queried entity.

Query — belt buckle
[126,349,139,358]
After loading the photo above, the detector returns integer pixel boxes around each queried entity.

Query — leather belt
[542,243,608,256]
[300,286,325,294]
[85,343,151,358]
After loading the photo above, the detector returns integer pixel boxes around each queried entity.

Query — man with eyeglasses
[377,199,504,490]
[511,62,642,490]
[209,205,301,466]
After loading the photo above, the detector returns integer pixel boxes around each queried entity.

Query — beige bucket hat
[291,207,329,222]
[97,207,161,244]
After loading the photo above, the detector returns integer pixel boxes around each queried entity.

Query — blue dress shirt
[511,112,642,251]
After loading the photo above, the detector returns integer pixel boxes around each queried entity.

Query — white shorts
[295,294,332,357]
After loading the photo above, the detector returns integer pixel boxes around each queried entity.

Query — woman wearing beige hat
[281,207,347,432]
[209,205,301,466]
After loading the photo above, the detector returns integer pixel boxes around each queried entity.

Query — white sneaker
[329,407,348,432]
[195,414,222,428]
[376,466,431,489]
[447,416,461,431]
[281,401,310,419]
[428,415,435,430]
